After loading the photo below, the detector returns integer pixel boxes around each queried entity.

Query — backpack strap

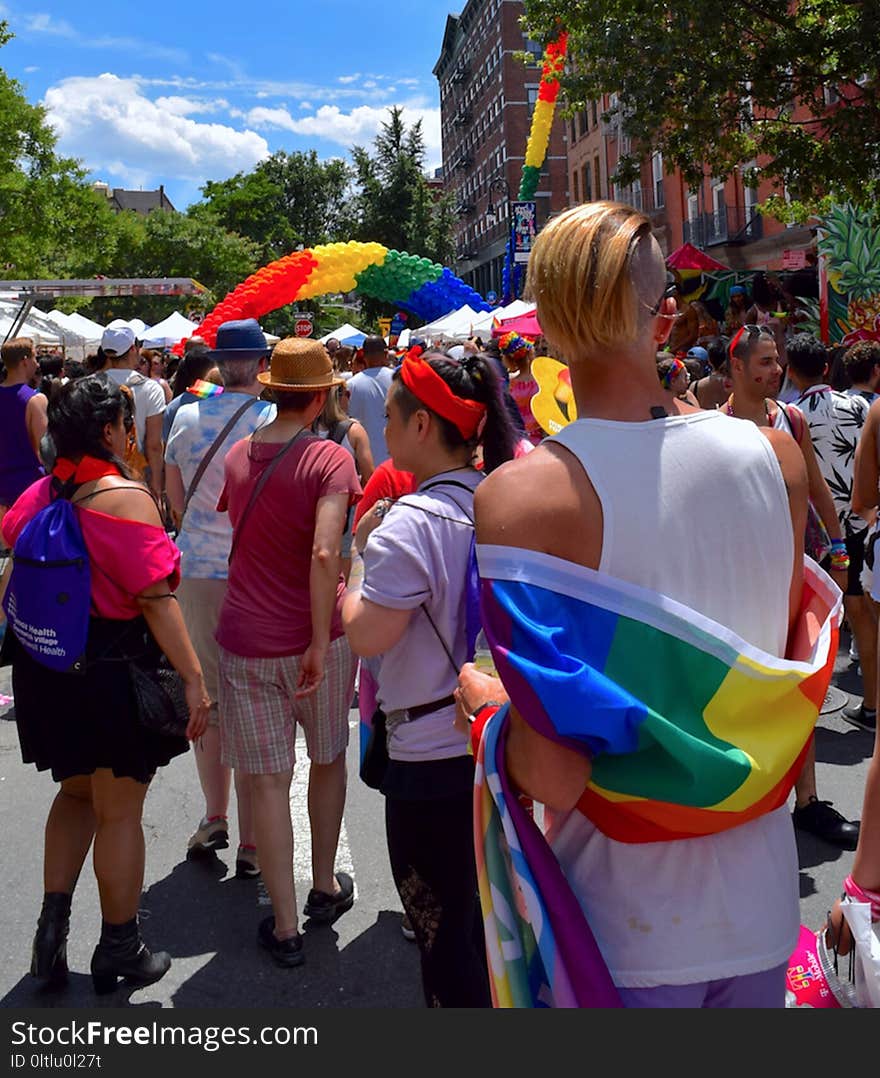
[328,418,355,445]
[228,428,310,566]
[181,397,258,525]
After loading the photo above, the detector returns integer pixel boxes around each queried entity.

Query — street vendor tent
[492,308,542,339]
[666,243,728,272]
[0,302,84,354]
[142,310,201,348]
[320,323,367,347]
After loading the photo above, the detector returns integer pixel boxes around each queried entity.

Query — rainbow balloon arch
[188,28,568,349]
[192,242,491,349]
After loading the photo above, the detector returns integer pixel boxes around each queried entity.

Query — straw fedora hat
[257,337,344,391]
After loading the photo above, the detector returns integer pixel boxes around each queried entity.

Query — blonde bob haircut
[526,201,654,358]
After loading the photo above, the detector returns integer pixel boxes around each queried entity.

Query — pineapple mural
[817,203,880,345]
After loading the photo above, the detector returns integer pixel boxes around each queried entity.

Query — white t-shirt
[104,368,166,452]
[546,410,799,989]
[165,393,276,579]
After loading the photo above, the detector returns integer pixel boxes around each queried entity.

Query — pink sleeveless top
[2,477,180,620]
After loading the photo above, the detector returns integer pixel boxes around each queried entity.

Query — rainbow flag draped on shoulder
[474,544,841,1008]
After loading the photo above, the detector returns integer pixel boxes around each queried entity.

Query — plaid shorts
[218,635,356,774]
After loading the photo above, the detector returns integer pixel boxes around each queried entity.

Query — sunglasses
[729,323,774,358]
[648,273,678,317]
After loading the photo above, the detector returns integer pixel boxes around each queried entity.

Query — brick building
[434,0,569,299]
[92,182,176,216]
[568,93,816,271]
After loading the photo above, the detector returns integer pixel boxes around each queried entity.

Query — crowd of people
[0,199,878,1008]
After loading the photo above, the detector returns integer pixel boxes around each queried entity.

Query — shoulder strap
[329,419,354,445]
[776,400,803,443]
[228,428,310,566]
[419,479,476,522]
[419,601,460,679]
[181,397,257,523]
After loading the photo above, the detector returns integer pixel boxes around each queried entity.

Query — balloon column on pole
[506,29,568,301]
[184,242,492,350]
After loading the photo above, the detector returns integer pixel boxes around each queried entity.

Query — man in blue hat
[164,319,276,877]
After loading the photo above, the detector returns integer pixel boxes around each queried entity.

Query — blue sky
[0,0,455,208]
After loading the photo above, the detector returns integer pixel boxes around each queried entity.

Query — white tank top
[546,409,801,988]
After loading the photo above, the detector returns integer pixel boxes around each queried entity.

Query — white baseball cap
[101,325,137,355]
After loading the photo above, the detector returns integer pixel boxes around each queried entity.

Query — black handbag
[359,706,388,790]
[130,657,189,738]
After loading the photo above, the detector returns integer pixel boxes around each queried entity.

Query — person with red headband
[342,350,517,1007]
[1,374,210,994]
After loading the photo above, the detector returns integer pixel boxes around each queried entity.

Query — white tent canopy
[0,301,87,354]
[320,322,366,345]
[142,310,200,348]
[420,304,486,341]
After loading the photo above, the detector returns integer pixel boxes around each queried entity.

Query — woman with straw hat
[215,337,363,968]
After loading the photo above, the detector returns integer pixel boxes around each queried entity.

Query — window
[570,116,577,142]
[687,193,699,223]
[572,169,580,204]
[630,179,642,211]
[652,152,664,208]
[594,157,602,201]
[712,181,726,240]
[583,163,592,202]
[591,100,598,128]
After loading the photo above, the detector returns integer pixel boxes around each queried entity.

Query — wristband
[468,700,503,756]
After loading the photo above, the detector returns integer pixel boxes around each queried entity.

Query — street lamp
[485,175,512,299]
[485,175,511,230]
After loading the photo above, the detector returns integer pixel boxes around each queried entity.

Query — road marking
[258,723,358,908]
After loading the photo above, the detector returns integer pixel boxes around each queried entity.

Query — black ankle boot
[31,892,72,985]
[90,918,171,995]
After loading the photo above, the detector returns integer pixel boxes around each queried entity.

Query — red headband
[729,326,746,359]
[400,353,487,440]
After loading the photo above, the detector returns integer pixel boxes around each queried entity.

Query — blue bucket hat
[729,285,747,296]
[687,346,709,362]
[207,318,269,359]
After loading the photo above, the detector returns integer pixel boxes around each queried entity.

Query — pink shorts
[218,636,356,774]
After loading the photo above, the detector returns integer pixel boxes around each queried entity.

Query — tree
[524,0,880,218]
[192,150,352,263]
[85,210,259,325]
[348,107,457,320]
[0,22,124,278]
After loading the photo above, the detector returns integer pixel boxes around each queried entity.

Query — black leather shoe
[90,918,171,994]
[31,892,72,985]
[842,703,877,733]
[792,797,860,850]
[257,916,305,968]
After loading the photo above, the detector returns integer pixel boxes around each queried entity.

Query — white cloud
[154,95,230,117]
[338,74,361,85]
[300,101,313,110]
[43,74,269,188]
[24,65,39,73]
[14,9,188,64]
[246,102,442,169]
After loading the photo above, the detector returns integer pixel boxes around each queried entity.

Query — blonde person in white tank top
[456,202,812,1007]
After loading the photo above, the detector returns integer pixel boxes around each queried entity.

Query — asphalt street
[0,630,874,1011]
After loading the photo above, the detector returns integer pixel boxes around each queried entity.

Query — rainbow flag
[474,544,840,1007]
[187,379,224,399]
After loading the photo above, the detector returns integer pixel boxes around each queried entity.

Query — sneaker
[400,913,416,942]
[186,816,229,857]
[792,797,860,850]
[235,845,260,880]
[849,638,859,663]
[303,871,355,925]
[842,702,877,733]
[257,916,305,968]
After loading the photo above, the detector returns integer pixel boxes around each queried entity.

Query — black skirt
[10,616,189,785]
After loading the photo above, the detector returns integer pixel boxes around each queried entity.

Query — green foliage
[191,150,353,264]
[524,0,880,217]
[347,107,455,321]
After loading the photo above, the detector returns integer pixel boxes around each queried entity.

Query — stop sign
[295,318,313,338]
